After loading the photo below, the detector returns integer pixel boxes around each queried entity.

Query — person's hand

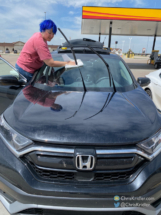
[66,61,76,66]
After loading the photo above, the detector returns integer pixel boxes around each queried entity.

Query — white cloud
[130,0,144,6]
[61,16,81,28]
[55,0,123,7]
[69,11,74,14]
[74,17,81,25]
[0,0,57,43]
[50,27,100,45]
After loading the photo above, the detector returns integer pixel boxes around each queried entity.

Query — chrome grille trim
[1,139,152,160]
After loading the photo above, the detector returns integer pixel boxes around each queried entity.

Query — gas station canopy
[81,7,161,36]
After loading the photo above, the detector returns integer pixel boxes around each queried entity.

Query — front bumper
[0,175,161,215]
[1,139,161,215]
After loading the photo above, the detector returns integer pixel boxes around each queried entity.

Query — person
[15,19,75,82]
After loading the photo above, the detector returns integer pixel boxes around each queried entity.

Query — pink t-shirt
[17,32,52,74]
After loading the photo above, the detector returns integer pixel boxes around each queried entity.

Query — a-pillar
[152,34,156,51]
[99,33,101,42]
[108,21,113,49]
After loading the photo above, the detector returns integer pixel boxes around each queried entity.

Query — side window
[159,73,161,79]
[0,59,19,79]
[119,61,132,85]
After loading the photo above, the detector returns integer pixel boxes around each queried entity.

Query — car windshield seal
[58,28,87,92]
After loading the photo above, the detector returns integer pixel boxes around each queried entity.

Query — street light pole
[129,37,132,50]
[146,37,149,54]
[44,12,46,20]
[122,41,125,53]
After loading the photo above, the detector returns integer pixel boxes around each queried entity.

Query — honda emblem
[76,155,95,170]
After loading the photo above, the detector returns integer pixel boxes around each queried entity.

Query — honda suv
[0,33,161,215]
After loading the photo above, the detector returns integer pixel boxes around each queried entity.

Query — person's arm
[43,58,75,67]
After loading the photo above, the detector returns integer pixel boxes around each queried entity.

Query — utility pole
[103,36,106,46]
[146,37,149,54]
[122,41,125,53]
[129,37,132,50]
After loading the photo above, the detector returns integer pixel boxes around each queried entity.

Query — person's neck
[41,33,47,42]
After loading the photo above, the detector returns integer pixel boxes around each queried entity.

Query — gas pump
[150,50,159,65]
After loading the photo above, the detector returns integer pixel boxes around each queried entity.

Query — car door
[0,57,25,114]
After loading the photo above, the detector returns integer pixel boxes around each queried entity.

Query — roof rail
[62,38,104,48]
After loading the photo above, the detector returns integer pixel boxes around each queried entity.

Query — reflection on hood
[23,85,65,111]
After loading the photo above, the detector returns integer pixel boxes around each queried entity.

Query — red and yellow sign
[82,7,161,22]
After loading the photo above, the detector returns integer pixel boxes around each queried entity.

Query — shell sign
[82,7,161,22]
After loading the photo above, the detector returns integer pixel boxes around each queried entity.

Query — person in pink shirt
[15,19,75,82]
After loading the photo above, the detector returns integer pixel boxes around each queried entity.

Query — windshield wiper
[84,92,115,120]
[87,45,116,92]
[65,91,86,120]
[58,28,87,92]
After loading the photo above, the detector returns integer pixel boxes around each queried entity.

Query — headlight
[137,129,161,157]
[0,115,33,151]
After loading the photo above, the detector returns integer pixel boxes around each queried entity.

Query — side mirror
[137,77,151,87]
[0,75,27,86]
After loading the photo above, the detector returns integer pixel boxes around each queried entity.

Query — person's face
[42,28,54,41]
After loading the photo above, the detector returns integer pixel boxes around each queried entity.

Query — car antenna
[58,28,87,92]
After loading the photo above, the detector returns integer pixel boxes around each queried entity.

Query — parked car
[0,36,161,215]
[142,69,161,112]
[5,49,10,53]
[154,56,161,69]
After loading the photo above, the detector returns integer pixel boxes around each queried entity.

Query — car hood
[4,85,161,146]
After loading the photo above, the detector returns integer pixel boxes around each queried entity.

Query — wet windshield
[34,53,134,92]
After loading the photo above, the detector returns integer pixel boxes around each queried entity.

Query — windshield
[34,53,134,92]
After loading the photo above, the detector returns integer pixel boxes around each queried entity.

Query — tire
[145,89,152,99]
[154,63,158,69]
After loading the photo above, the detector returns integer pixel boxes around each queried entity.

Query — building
[0,41,25,53]
[0,42,59,53]
[111,48,122,55]
[48,45,59,52]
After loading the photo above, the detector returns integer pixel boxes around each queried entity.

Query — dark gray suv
[0,38,161,215]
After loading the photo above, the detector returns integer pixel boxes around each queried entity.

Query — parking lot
[0,53,156,215]
[1,53,156,79]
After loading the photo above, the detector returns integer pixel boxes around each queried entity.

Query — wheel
[154,63,158,69]
[145,89,152,99]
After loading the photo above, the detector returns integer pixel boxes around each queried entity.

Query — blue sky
[0,0,161,53]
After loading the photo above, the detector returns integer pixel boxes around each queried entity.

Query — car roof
[62,38,104,48]
[56,38,111,55]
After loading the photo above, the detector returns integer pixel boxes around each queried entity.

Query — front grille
[18,208,43,214]
[23,148,146,183]
[31,162,75,181]
[94,169,135,181]
[29,161,144,183]
[18,208,145,215]
[151,197,161,208]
